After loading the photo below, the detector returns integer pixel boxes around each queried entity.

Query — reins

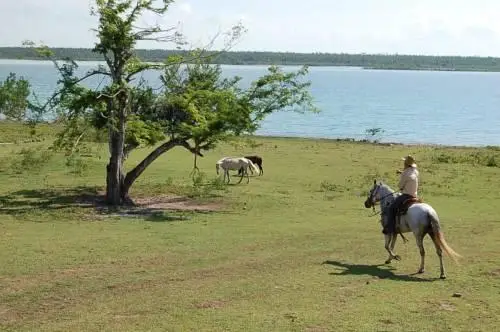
[368,190,396,216]
[367,188,409,243]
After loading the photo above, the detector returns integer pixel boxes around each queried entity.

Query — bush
[10,147,53,174]
[431,150,500,167]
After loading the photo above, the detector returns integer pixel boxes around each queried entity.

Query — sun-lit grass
[1,122,500,331]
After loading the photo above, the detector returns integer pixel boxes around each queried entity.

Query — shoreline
[0,121,497,150]
[249,134,500,150]
[2,57,500,74]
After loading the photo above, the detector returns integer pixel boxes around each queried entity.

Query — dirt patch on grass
[88,191,225,217]
[484,269,500,277]
[305,325,331,332]
[194,300,227,309]
[133,194,224,212]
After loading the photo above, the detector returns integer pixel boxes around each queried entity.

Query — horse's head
[364,179,395,209]
[364,179,382,209]
[215,162,220,175]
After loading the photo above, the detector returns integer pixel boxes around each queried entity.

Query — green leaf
[0,73,31,121]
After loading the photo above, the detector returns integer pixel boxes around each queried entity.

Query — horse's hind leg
[415,234,425,274]
[429,233,446,279]
[237,168,244,184]
[384,234,399,264]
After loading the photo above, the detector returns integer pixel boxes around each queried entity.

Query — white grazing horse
[364,180,461,279]
[216,157,260,184]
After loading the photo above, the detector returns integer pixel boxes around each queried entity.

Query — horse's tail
[428,211,462,263]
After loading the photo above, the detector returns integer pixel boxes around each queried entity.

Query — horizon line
[0,46,498,59]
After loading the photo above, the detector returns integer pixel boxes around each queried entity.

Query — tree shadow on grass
[0,186,103,215]
[0,186,223,222]
[322,260,440,282]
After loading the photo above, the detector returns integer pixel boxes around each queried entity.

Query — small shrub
[364,127,385,143]
[434,152,453,164]
[431,150,500,167]
[486,155,498,167]
[208,176,227,191]
[10,147,53,174]
[0,156,13,173]
[319,180,346,192]
[65,154,91,176]
[185,172,228,199]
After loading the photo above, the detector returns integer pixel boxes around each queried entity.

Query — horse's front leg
[225,170,230,184]
[237,168,244,184]
[384,234,400,264]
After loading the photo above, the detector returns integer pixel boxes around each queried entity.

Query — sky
[1,0,500,56]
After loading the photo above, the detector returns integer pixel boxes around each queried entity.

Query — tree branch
[178,140,204,157]
[33,68,110,117]
[125,63,165,82]
[126,1,142,25]
[122,137,186,195]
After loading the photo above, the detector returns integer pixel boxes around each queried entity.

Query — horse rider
[383,155,420,235]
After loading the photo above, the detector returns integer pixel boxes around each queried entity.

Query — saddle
[396,197,423,216]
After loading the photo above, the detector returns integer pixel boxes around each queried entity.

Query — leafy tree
[0,73,31,121]
[27,0,319,206]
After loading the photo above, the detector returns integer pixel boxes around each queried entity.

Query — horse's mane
[216,157,231,164]
[376,181,396,194]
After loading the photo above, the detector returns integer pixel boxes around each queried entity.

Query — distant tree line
[2,47,500,72]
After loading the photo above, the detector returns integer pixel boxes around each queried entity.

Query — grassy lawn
[1,123,500,331]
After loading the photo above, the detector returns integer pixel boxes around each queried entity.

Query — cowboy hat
[401,155,417,167]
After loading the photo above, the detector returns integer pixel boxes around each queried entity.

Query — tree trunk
[105,103,126,206]
[121,139,182,201]
[106,130,125,205]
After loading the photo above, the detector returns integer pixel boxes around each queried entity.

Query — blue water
[1,59,500,147]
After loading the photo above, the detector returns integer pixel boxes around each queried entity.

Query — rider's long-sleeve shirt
[399,167,419,197]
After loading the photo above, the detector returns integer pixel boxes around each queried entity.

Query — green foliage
[246,65,319,120]
[0,73,31,121]
[18,0,316,204]
[8,147,54,174]
[431,150,500,167]
[0,121,61,143]
[65,154,91,176]
[184,171,227,199]
[153,56,319,158]
[126,115,166,148]
[319,180,346,192]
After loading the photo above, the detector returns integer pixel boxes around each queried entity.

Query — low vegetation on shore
[3,46,500,72]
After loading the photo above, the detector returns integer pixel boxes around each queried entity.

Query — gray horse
[364,180,461,279]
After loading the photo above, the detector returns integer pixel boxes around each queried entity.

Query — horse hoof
[385,259,391,264]
[440,275,447,280]
[417,269,424,274]
[394,255,401,261]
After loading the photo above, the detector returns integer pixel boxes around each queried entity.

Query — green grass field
[1,123,500,331]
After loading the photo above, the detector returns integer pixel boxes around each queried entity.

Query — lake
[1,59,500,147]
